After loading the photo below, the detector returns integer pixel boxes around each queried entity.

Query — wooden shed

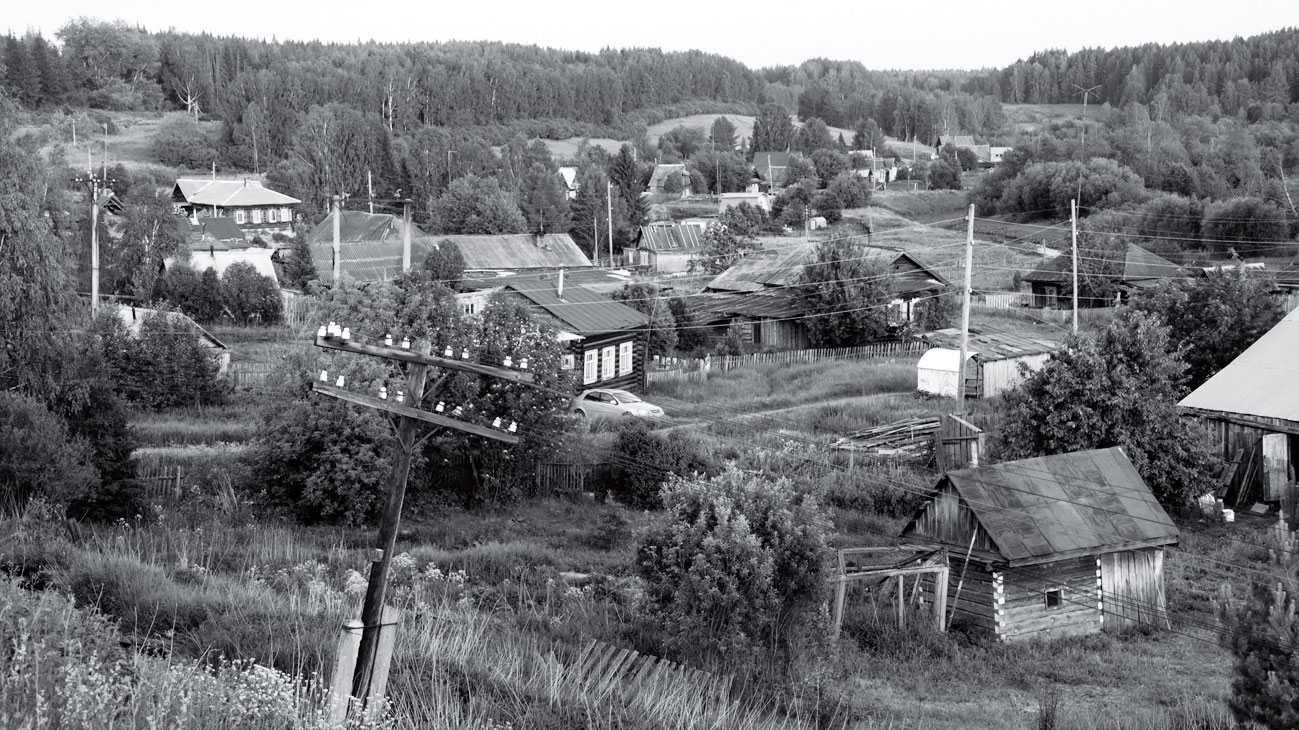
[919,327,1058,398]
[900,447,1178,641]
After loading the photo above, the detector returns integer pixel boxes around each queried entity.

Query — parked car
[569,389,665,418]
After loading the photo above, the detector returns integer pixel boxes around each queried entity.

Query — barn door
[1262,433,1290,502]
[1100,550,1169,632]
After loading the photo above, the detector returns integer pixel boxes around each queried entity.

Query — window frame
[583,350,598,384]
[601,346,615,381]
[1043,588,1063,610]
[618,341,633,376]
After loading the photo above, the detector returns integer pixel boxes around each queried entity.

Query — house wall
[1029,282,1063,308]
[980,353,1050,397]
[1101,548,1168,632]
[998,556,1103,641]
[923,557,999,634]
[571,331,646,394]
[650,251,696,274]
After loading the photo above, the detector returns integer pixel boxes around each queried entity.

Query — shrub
[636,466,831,666]
[605,420,715,509]
[221,261,283,325]
[0,391,99,513]
[97,307,230,410]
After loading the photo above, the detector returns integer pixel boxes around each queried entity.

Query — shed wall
[1101,548,1168,632]
[907,482,998,553]
[920,557,999,634]
[980,353,1050,397]
[650,251,696,274]
[1000,556,1102,641]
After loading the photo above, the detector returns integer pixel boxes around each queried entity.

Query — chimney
[557,268,564,298]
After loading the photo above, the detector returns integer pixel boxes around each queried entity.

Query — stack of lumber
[831,416,939,461]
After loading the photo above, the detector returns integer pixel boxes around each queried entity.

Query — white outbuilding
[918,327,1059,399]
[917,348,977,398]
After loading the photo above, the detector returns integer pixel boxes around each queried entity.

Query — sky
[7,0,1299,71]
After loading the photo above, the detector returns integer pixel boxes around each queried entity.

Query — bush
[150,115,219,169]
[97,307,230,410]
[635,466,831,666]
[0,391,99,513]
[222,261,283,325]
[605,420,715,509]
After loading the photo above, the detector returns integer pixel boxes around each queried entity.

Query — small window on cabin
[1044,588,1063,609]
[235,210,246,224]
[251,208,263,224]
[267,208,278,223]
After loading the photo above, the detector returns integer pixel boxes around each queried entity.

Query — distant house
[1022,243,1183,307]
[917,327,1058,399]
[111,304,231,376]
[694,242,948,349]
[936,135,993,163]
[849,150,898,184]
[990,146,1013,163]
[901,447,1178,641]
[557,167,579,199]
[166,216,279,285]
[305,210,592,286]
[1179,304,1299,507]
[751,151,793,188]
[171,178,300,240]
[718,192,771,214]
[498,273,650,393]
[647,164,692,197]
[625,222,707,273]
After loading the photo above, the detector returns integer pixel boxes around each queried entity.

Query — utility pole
[1073,84,1102,156]
[312,328,527,713]
[401,199,413,273]
[367,170,375,215]
[606,180,614,267]
[102,123,109,179]
[1071,199,1079,334]
[74,168,115,316]
[956,204,974,413]
[332,195,344,286]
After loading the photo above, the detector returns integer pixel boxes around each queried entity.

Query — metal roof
[636,223,706,253]
[689,291,804,321]
[706,242,948,294]
[905,447,1179,566]
[921,327,1058,361]
[173,178,300,207]
[176,216,247,246]
[112,304,227,351]
[1178,304,1299,424]
[1022,244,1182,285]
[648,164,688,189]
[504,275,649,334]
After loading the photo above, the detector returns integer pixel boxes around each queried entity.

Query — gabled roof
[176,216,247,246]
[940,135,979,147]
[1179,304,1299,425]
[635,223,706,253]
[111,304,227,351]
[921,326,1058,361]
[448,233,592,271]
[1022,244,1183,286]
[1021,254,1071,284]
[1276,262,1299,289]
[648,164,688,190]
[185,246,279,284]
[504,275,648,335]
[558,167,578,189]
[706,242,948,295]
[306,210,441,284]
[689,291,804,320]
[752,151,793,179]
[173,178,300,208]
[903,447,1178,566]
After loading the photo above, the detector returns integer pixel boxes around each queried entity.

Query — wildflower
[343,569,368,596]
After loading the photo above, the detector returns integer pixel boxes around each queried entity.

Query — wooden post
[896,575,906,629]
[328,619,364,724]
[353,347,430,699]
[401,200,412,273]
[831,550,848,640]
[933,566,949,632]
[364,606,402,721]
[956,204,974,413]
[332,195,343,286]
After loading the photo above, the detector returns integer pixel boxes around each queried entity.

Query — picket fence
[228,362,274,387]
[648,341,927,384]
[971,292,1027,310]
[138,465,184,500]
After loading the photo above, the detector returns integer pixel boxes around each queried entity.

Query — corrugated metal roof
[184,247,279,284]
[112,304,227,350]
[636,223,706,252]
[305,212,592,284]
[176,216,247,245]
[906,447,1178,566]
[174,178,300,207]
[689,291,804,320]
[648,164,688,189]
[504,276,648,334]
[706,242,948,294]
[1178,304,1299,423]
[1022,244,1182,285]
[922,327,1058,361]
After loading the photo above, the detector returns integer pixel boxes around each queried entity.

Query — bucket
[1223,508,1235,523]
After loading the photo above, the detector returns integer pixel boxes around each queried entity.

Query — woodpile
[831,416,939,461]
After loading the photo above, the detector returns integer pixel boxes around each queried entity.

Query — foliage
[519,161,572,235]
[0,391,99,512]
[612,283,677,356]
[690,220,759,276]
[1201,197,1293,256]
[107,187,189,302]
[605,419,715,509]
[995,158,1148,220]
[709,116,737,152]
[150,115,219,168]
[432,174,527,234]
[96,306,231,410]
[690,148,750,194]
[994,309,1220,508]
[1131,266,1285,388]
[751,103,795,153]
[798,239,892,347]
[222,261,283,325]
[792,118,835,154]
[414,240,467,290]
[908,292,959,333]
[278,235,318,289]
[667,297,708,352]
[826,171,872,208]
[927,157,963,190]
[635,465,830,665]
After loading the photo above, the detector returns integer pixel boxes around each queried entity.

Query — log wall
[1100,548,1169,632]
[998,556,1102,642]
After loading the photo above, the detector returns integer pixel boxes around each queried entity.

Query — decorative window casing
[618,341,633,376]
[583,350,598,384]
[561,354,576,371]
[601,347,615,381]
[251,208,263,224]
[235,210,246,224]
[267,208,278,223]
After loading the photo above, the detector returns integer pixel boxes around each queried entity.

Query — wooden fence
[228,362,274,387]
[138,465,184,500]
[971,292,1028,310]
[649,341,928,384]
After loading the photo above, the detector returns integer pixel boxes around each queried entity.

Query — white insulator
[492,417,502,428]
[503,356,513,368]
[335,375,345,387]
[401,337,411,350]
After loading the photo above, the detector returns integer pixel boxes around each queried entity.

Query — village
[5,13,1299,730]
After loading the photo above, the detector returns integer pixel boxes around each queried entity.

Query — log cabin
[900,447,1178,641]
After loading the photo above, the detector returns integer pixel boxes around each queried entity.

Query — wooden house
[111,304,231,376]
[1022,243,1183,308]
[901,448,1178,641]
[165,216,280,285]
[918,327,1058,398]
[647,164,692,197]
[625,222,707,273]
[751,151,793,188]
[500,273,650,394]
[1179,304,1299,507]
[172,178,300,240]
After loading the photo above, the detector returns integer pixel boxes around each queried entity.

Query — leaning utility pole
[312,327,529,713]
[956,204,974,413]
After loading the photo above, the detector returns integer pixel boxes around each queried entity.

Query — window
[251,208,263,224]
[561,354,575,371]
[461,302,475,316]
[282,207,292,222]
[235,210,246,224]
[267,208,278,223]
[583,350,598,384]
[601,346,615,381]
[618,341,633,376]
[1044,588,1062,609]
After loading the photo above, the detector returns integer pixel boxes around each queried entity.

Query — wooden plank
[312,383,520,444]
[315,335,534,383]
